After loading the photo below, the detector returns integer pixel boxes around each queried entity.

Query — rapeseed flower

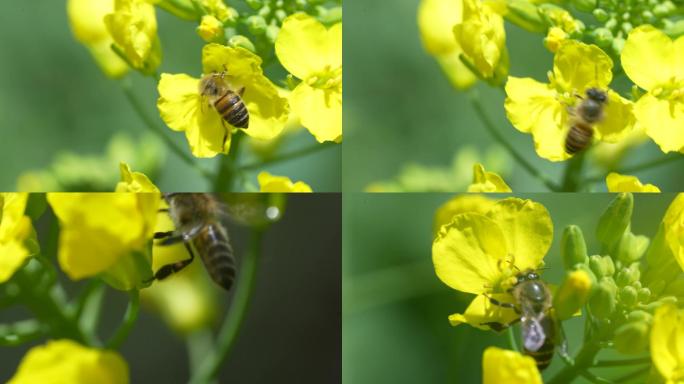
[158,44,289,158]
[257,172,312,192]
[622,25,684,153]
[606,173,660,193]
[0,194,37,283]
[482,347,542,384]
[115,162,159,192]
[104,0,161,74]
[505,41,635,161]
[8,339,128,384]
[417,0,477,89]
[432,197,553,328]
[275,14,341,142]
[67,0,128,78]
[651,304,684,383]
[662,194,684,272]
[47,193,159,290]
[433,194,494,235]
[467,163,511,192]
[197,15,224,42]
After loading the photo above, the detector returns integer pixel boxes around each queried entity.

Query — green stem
[237,141,338,171]
[507,326,520,352]
[189,229,263,384]
[213,131,245,192]
[119,80,214,181]
[561,151,586,191]
[469,92,561,191]
[77,281,106,347]
[614,366,650,383]
[187,329,215,376]
[594,357,651,367]
[105,290,140,349]
[585,154,684,184]
[547,342,602,384]
[0,319,45,346]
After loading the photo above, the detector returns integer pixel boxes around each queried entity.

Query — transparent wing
[215,193,285,227]
[521,316,546,352]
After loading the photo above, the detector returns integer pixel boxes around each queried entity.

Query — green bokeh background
[343,193,676,383]
[343,0,684,192]
[0,1,340,192]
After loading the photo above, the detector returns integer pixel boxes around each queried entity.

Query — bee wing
[521,317,546,352]
[215,194,284,227]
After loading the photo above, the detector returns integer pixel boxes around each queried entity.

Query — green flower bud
[561,225,588,269]
[592,8,609,22]
[265,23,280,44]
[619,285,638,307]
[638,287,651,302]
[621,22,633,34]
[503,0,546,33]
[572,0,597,12]
[616,264,640,287]
[246,15,268,35]
[597,193,633,247]
[605,17,618,31]
[614,321,649,354]
[627,310,653,323]
[663,20,684,38]
[592,27,613,47]
[258,5,272,18]
[641,296,677,312]
[589,278,617,320]
[641,10,655,23]
[612,36,625,54]
[554,270,593,320]
[274,9,288,22]
[589,255,615,278]
[102,250,153,291]
[228,35,256,53]
[616,231,650,264]
[245,0,263,10]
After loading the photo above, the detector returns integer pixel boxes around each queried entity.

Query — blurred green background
[343,193,675,383]
[343,0,684,192]
[0,1,340,192]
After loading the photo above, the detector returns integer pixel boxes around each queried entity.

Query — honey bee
[483,270,560,371]
[199,71,249,148]
[565,87,608,155]
[150,193,236,291]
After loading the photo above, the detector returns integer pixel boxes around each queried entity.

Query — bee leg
[484,294,521,314]
[157,208,169,213]
[144,242,196,283]
[221,120,230,152]
[481,317,521,332]
[238,87,245,97]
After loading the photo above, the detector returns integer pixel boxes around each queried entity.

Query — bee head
[585,88,607,104]
[515,270,540,285]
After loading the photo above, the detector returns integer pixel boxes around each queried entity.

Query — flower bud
[592,27,613,47]
[197,15,224,42]
[246,15,267,35]
[638,287,651,302]
[616,264,640,287]
[228,35,256,53]
[245,0,263,10]
[503,0,546,33]
[597,193,633,247]
[561,225,588,269]
[589,278,617,320]
[619,285,638,307]
[554,270,593,320]
[592,8,609,22]
[266,23,280,44]
[616,231,650,264]
[571,0,596,12]
[589,255,615,278]
[614,321,649,354]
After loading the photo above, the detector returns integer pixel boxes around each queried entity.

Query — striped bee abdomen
[565,123,593,155]
[524,316,556,371]
[195,223,236,291]
[214,91,249,128]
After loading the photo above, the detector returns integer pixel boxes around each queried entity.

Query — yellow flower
[590,127,649,171]
[606,172,661,193]
[104,0,161,74]
[663,194,684,272]
[8,339,128,384]
[0,194,36,283]
[622,25,684,153]
[115,162,159,192]
[433,194,495,235]
[275,14,341,142]
[651,304,684,383]
[257,172,312,192]
[453,0,508,79]
[505,41,635,161]
[417,0,477,89]
[544,27,568,53]
[482,347,542,384]
[197,15,224,42]
[467,163,512,192]
[432,197,553,328]
[201,0,237,23]
[67,0,128,78]
[47,193,159,290]
[157,44,289,158]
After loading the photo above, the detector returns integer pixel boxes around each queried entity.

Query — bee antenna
[505,260,520,271]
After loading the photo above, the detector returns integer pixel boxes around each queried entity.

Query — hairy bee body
[162,193,236,291]
[199,72,249,129]
[565,87,607,155]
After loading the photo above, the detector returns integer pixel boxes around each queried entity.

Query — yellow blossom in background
[467,163,512,192]
[590,127,649,171]
[606,173,660,193]
[201,0,237,23]
[432,198,553,328]
[662,194,684,272]
[482,347,542,384]
[197,15,224,42]
[8,339,129,384]
[67,0,128,78]
[47,193,159,290]
[104,0,161,74]
[258,171,312,192]
[417,0,477,89]
[453,0,508,80]
[505,41,635,161]
[433,194,494,235]
[651,304,684,383]
[115,162,160,192]
[0,194,37,283]
[544,26,567,53]
[622,25,684,153]
[275,14,342,142]
[158,44,289,158]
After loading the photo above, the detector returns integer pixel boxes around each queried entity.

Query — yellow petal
[432,213,508,294]
[622,25,676,91]
[486,198,553,271]
[115,162,159,192]
[552,41,613,92]
[504,77,569,161]
[257,172,313,192]
[275,13,339,80]
[104,0,160,72]
[434,51,478,89]
[448,293,519,330]
[606,173,661,193]
[634,94,684,153]
[433,194,495,235]
[202,44,289,140]
[291,83,341,142]
[651,304,683,381]
[8,339,129,384]
[196,15,223,42]
[0,194,34,283]
[454,0,506,78]
[467,163,512,192]
[482,347,543,384]
[157,73,228,158]
[418,0,463,55]
[593,90,635,142]
[664,195,684,269]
